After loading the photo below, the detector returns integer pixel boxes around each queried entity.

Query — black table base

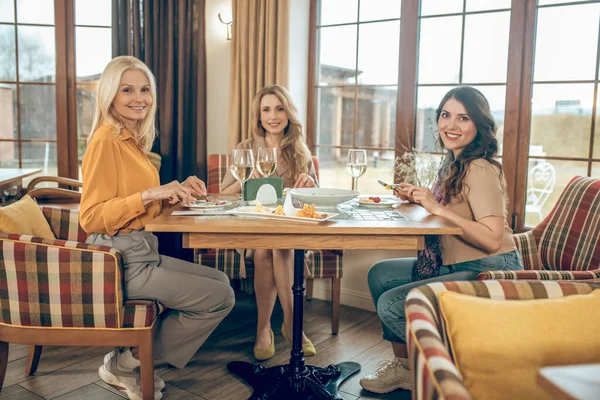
[228,250,361,400]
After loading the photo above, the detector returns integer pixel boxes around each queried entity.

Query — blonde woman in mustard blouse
[80,56,234,400]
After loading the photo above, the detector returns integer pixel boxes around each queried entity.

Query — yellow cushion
[0,195,56,239]
[439,290,600,400]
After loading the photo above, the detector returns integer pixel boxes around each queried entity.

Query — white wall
[205,0,412,311]
[205,0,232,156]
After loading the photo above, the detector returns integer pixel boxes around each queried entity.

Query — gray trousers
[86,230,235,368]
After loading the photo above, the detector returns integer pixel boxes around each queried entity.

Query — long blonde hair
[88,56,157,153]
[251,85,311,179]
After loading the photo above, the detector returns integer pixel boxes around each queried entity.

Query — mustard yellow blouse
[80,124,161,235]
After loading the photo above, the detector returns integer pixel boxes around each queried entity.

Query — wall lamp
[218,12,232,41]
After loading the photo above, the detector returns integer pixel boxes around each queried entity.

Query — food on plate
[252,201,270,213]
[273,205,285,215]
[296,204,327,219]
[361,196,381,203]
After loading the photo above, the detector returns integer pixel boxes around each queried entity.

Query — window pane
[318,25,357,85]
[0,0,15,23]
[315,146,391,194]
[16,0,54,25]
[76,27,111,79]
[357,21,400,85]
[418,16,461,84]
[530,83,593,159]
[466,0,511,11]
[359,0,401,22]
[356,86,397,148]
[316,87,354,147]
[0,141,18,168]
[471,85,507,154]
[462,12,510,83]
[75,0,111,26]
[593,163,600,177]
[77,81,97,140]
[0,24,16,81]
[524,159,587,226]
[21,141,56,174]
[538,0,591,4]
[415,86,452,152]
[534,4,600,81]
[19,84,56,140]
[420,0,463,16]
[319,0,357,25]
[17,25,55,82]
[0,84,17,141]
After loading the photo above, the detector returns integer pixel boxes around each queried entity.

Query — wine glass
[346,149,367,191]
[230,149,255,206]
[256,148,278,177]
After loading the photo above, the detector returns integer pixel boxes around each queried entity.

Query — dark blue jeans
[368,250,523,344]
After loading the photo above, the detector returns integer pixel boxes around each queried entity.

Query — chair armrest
[26,176,82,192]
[0,233,124,329]
[41,207,87,242]
[513,231,543,270]
[477,269,600,281]
[406,290,471,400]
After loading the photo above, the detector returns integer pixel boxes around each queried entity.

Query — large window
[0,0,58,178]
[309,0,600,231]
[0,0,112,184]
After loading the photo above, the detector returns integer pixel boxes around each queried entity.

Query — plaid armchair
[406,280,600,400]
[197,154,344,333]
[477,176,600,281]
[0,207,162,397]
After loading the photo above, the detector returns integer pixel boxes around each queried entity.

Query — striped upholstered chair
[477,176,600,282]
[0,207,162,397]
[406,280,600,400]
[196,153,344,333]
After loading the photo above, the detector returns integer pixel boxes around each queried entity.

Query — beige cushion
[0,195,56,239]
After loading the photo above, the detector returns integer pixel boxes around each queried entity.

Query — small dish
[184,199,232,209]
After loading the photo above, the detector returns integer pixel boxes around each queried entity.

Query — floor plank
[0,293,413,399]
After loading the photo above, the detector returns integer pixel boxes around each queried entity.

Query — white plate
[184,200,232,209]
[289,188,359,206]
[357,196,398,208]
[227,207,338,224]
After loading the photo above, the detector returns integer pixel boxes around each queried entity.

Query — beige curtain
[228,0,289,151]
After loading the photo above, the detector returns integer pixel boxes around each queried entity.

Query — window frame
[307,0,600,232]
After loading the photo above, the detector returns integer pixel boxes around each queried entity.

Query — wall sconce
[218,12,232,41]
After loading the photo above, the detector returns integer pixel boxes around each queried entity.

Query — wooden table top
[538,364,600,400]
[0,168,41,187]
[146,202,461,236]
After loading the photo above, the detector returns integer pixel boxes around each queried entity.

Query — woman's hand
[394,183,415,202]
[182,175,207,197]
[293,173,317,188]
[141,180,195,206]
[407,186,444,215]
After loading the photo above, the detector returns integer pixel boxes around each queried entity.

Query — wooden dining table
[0,168,41,193]
[146,201,461,399]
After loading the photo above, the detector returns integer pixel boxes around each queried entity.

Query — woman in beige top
[360,86,524,395]
[221,85,318,361]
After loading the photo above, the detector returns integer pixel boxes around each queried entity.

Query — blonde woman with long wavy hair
[81,56,235,400]
[221,85,318,360]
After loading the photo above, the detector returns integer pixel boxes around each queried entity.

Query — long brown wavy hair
[436,86,505,204]
[251,85,311,179]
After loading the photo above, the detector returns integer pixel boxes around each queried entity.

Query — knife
[377,180,406,191]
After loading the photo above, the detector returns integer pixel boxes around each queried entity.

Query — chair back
[531,176,600,271]
[207,154,321,193]
[525,161,556,213]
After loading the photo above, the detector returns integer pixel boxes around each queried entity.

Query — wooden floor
[0,293,411,400]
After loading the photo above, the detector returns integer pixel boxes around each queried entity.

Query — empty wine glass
[346,149,367,191]
[256,148,278,177]
[230,149,255,206]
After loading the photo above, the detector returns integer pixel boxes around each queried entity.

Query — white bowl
[289,188,359,206]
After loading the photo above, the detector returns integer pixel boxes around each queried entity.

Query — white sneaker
[359,357,411,394]
[99,351,163,400]
[104,349,166,391]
